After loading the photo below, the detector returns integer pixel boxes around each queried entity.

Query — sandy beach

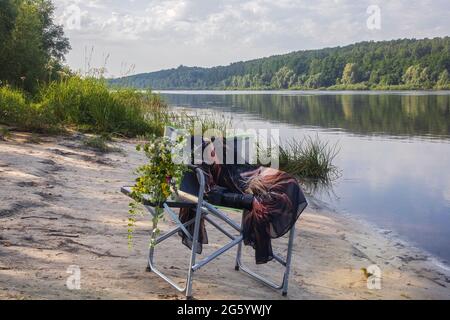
[1,131,449,300]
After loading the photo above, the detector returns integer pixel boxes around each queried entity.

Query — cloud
[52,0,450,76]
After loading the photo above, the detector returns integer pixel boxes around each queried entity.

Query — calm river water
[159,90,450,263]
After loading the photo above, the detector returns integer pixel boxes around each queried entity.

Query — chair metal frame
[121,164,297,299]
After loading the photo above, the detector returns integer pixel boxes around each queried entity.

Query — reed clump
[278,136,340,181]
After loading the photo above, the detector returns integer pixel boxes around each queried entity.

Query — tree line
[0,0,71,93]
[111,37,450,90]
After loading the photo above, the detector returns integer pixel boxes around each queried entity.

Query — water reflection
[163,93,450,139]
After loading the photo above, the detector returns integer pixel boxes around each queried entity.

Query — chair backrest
[179,169,201,197]
[164,126,257,198]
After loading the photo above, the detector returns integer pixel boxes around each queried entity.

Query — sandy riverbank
[1,131,449,300]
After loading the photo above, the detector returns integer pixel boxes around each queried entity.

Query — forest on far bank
[111,37,450,91]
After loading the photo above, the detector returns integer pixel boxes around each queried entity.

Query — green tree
[419,67,431,88]
[402,65,431,88]
[272,66,296,89]
[436,70,449,88]
[0,0,70,92]
[0,0,16,45]
[368,70,380,85]
[7,1,48,91]
[341,63,359,85]
[0,0,18,81]
[305,73,322,88]
[402,65,421,86]
[36,0,70,61]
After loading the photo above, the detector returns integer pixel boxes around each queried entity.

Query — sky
[52,0,450,78]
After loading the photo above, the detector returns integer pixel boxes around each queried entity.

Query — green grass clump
[278,136,339,181]
[82,135,119,153]
[1,77,167,137]
[0,126,11,141]
[26,133,43,144]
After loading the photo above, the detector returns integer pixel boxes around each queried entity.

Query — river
[159,90,450,264]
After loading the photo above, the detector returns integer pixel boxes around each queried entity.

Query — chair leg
[235,210,297,296]
[235,242,242,271]
[185,179,205,299]
[235,211,244,271]
[146,206,156,273]
[185,214,201,299]
[281,226,296,296]
[146,246,154,272]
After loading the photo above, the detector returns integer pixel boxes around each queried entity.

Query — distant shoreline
[108,37,450,92]
[153,89,450,95]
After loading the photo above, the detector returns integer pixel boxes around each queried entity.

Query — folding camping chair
[121,131,301,299]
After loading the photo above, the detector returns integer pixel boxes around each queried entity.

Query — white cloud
[52,0,450,76]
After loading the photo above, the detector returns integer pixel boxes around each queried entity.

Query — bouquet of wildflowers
[128,134,187,247]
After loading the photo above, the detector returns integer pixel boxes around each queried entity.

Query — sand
[1,131,449,300]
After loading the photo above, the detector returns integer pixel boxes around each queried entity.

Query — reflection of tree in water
[164,94,450,138]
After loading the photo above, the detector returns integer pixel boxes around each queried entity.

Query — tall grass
[0,77,167,137]
[0,86,49,131]
[278,136,340,181]
[170,110,232,135]
[38,77,166,136]
[0,86,30,126]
